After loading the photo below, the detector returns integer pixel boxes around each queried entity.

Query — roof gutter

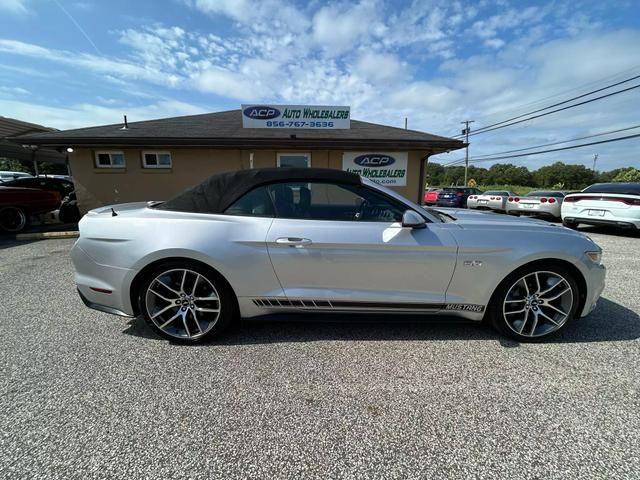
[9,136,465,152]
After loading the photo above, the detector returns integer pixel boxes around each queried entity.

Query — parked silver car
[506,191,566,219]
[72,168,605,343]
[468,190,515,212]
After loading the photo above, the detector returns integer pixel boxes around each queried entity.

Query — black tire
[0,206,29,233]
[487,262,580,342]
[562,219,578,230]
[137,260,236,343]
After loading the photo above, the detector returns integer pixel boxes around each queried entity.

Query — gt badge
[463,260,483,267]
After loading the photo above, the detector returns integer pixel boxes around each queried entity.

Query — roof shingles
[13,109,464,152]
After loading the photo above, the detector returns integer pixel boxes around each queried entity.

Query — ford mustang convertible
[72,168,605,343]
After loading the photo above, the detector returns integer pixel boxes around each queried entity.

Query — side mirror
[402,210,427,229]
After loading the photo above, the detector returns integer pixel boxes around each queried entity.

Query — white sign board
[342,152,408,187]
[242,104,350,129]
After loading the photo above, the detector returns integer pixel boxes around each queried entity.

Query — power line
[464,65,640,125]
[442,132,640,166]
[442,124,640,166]
[470,124,640,159]
[455,82,640,139]
[453,74,640,138]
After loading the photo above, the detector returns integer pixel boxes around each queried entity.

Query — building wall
[70,147,426,212]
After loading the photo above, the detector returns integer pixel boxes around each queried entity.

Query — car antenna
[111,208,118,217]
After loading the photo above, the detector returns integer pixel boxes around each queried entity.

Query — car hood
[433,206,568,229]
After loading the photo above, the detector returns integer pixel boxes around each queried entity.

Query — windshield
[583,183,640,195]
[527,191,565,197]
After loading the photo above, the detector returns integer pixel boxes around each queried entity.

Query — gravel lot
[1,227,639,479]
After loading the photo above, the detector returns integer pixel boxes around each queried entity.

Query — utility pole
[592,153,599,172]
[461,120,474,186]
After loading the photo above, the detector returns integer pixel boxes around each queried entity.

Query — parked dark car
[1,176,74,198]
[436,187,482,208]
[0,186,62,232]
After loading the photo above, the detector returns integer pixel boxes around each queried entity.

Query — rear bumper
[564,216,639,229]
[77,288,134,318]
[436,200,465,207]
[71,242,136,317]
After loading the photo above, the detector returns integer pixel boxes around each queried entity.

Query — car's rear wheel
[0,206,28,232]
[489,264,579,342]
[138,261,235,343]
[562,219,578,229]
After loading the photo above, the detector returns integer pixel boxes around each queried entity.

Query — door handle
[275,237,312,247]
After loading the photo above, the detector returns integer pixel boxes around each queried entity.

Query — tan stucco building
[15,109,464,212]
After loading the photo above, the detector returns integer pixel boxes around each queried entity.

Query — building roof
[13,109,465,153]
[0,116,66,165]
[0,115,57,138]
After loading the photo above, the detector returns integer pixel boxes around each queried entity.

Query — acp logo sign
[354,154,396,167]
[243,105,281,120]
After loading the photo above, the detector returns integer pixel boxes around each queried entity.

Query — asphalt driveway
[1,227,639,479]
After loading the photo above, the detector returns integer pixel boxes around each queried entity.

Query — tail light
[565,195,640,205]
[469,195,476,199]
[540,198,548,203]
[456,192,463,197]
[496,196,502,201]
[514,197,520,202]
[508,197,514,202]
[548,198,556,204]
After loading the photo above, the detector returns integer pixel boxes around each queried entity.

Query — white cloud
[388,82,459,112]
[312,1,385,54]
[0,39,180,88]
[0,0,28,15]
[0,98,208,130]
[354,52,405,84]
[192,67,267,99]
[186,0,309,32]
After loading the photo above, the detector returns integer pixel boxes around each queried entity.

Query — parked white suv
[562,182,640,230]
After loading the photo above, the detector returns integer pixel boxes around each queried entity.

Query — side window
[224,186,274,217]
[268,182,407,222]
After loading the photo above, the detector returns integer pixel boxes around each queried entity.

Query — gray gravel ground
[1,226,639,479]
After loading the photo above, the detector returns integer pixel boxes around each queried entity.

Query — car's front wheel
[138,261,235,343]
[489,263,580,342]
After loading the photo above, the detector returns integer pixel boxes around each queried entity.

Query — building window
[277,153,310,168]
[95,151,125,168]
[143,151,172,169]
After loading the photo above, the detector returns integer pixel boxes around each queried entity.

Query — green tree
[612,167,640,182]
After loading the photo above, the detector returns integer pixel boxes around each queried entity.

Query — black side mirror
[402,210,427,229]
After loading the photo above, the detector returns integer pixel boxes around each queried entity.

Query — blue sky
[1,0,639,170]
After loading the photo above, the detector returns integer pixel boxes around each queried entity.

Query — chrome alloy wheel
[145,269,221,340]
[502,270,574,338]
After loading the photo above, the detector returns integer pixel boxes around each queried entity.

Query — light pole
[461,120,474,186]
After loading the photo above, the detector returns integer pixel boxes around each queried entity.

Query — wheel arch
[129,256,239,317]
[485,258,587,321]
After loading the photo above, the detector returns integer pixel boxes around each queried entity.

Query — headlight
[585,251,602,265]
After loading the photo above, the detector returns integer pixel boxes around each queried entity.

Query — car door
[265,181,458,310]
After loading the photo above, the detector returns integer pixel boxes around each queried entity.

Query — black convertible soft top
[155,167,362,214]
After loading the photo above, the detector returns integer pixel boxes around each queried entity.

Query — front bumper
[579,260,606,317]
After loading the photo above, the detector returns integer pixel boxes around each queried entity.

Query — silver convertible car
[72,168,605,343]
